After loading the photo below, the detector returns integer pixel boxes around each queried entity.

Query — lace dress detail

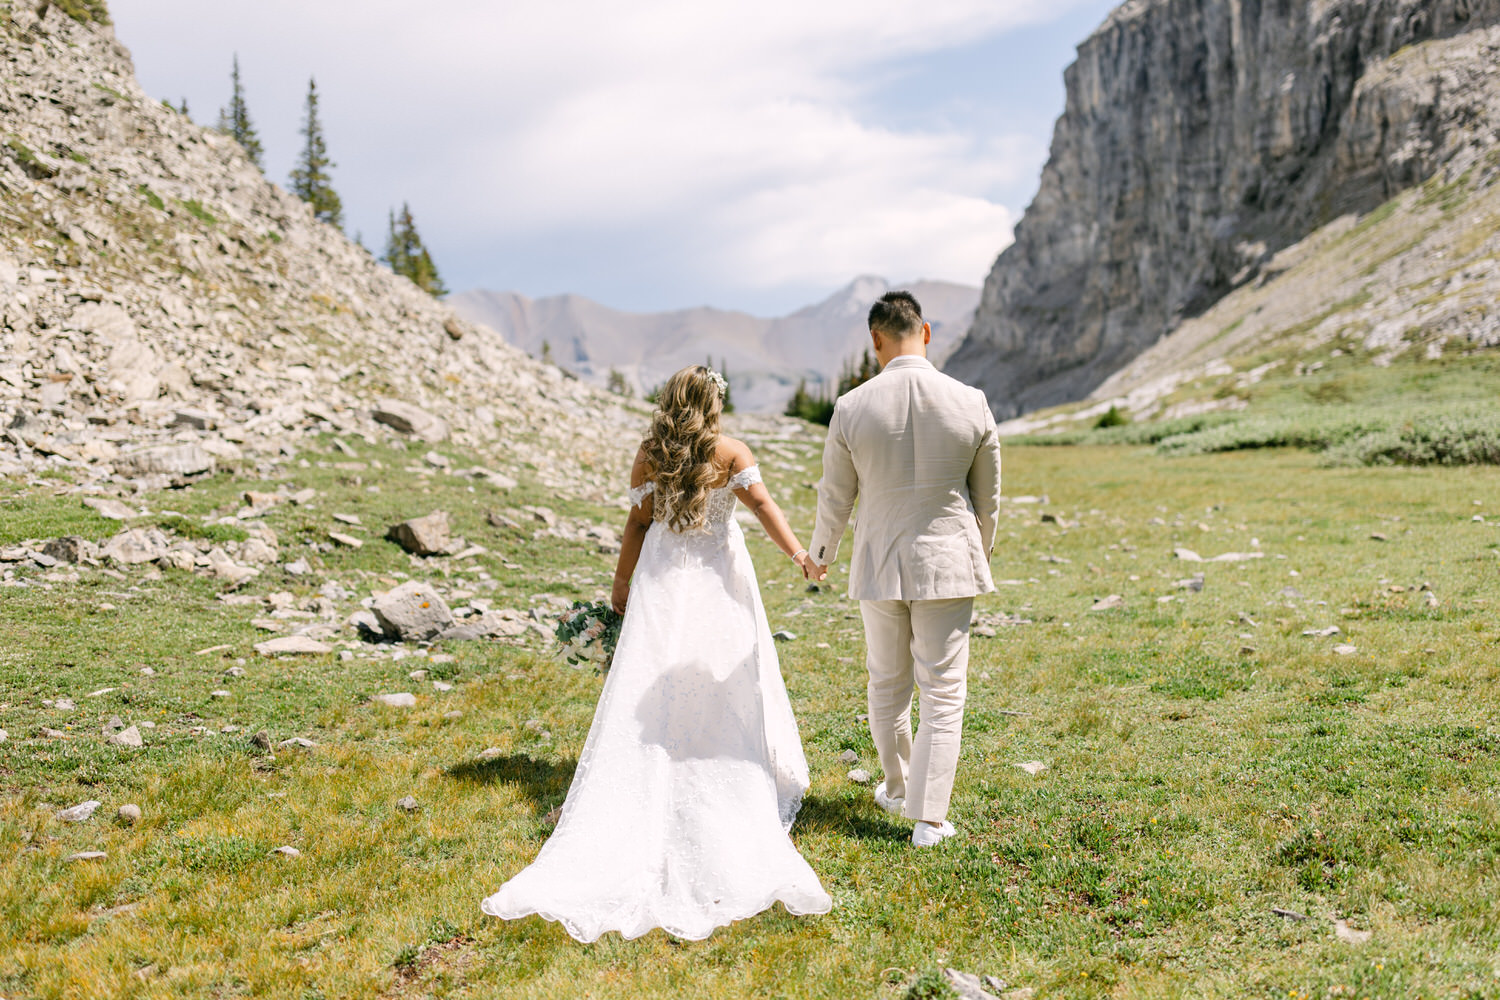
[482,462,830,942]
[629,465,764,528]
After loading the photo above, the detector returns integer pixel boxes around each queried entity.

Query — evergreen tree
[215,55,263,169]
[382,203,448,296]
[607,369,631,396]
[289,77,344,230]
[710,356,735,414]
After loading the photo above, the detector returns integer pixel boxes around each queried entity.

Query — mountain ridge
[449,277,979,413]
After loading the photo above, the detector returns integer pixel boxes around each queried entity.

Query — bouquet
[553,600,624,671]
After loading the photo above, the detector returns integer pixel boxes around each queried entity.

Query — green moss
[137,184,164,211]
[52,0,111,25]
[178,199,216,225]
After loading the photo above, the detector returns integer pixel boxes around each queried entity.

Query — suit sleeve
[810,401,858,566]
[967,397,1002,556]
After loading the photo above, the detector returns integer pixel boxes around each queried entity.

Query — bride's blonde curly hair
[643,365,725,532]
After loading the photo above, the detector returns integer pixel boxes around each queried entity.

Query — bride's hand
[610,578,629,614]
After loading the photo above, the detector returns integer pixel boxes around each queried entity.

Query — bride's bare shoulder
[716,436,754,470]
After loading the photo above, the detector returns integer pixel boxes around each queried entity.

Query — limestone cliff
[948,0,1500,418]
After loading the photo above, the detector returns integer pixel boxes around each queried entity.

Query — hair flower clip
[706,369,728,399]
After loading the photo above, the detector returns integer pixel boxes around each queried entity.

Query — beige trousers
[860,597,972,824]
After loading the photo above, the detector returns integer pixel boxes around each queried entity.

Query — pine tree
[215,55,263,169]
[382,203,448,296]
[289,77,344,230]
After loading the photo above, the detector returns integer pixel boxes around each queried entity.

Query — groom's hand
[805,561,828,582]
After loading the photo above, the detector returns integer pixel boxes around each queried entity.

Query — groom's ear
[923,322,932,345]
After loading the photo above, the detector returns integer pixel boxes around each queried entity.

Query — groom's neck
[875,341,926,367]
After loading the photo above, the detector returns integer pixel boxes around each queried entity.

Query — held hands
[796,552,828,582]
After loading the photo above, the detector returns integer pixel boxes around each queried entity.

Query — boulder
[116,443,215,479]
[82,497,135,520]
[386,511,452,556]
[101,527,170,565]
[42,535,95,564]
[372,581,455,642]
[371,399,448,443]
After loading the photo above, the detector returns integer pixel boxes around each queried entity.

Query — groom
[806,290,1001,847]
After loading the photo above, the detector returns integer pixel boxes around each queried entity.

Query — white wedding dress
[481,466,832,941]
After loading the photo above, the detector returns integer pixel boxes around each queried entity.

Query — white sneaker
[912,820,956,847]
[873,782,905,816]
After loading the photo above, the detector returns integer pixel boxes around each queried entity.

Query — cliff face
[949,0,1500,418]
[0,5,639,499]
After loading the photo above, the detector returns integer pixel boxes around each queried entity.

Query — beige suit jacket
[810,355,1001,602]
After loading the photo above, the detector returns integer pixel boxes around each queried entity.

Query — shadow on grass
[446,753,577,808]
[795,793,911,844]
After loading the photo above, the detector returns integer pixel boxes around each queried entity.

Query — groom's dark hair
[868,290,924,338]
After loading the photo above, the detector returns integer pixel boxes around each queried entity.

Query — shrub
[1095,404,1129,428]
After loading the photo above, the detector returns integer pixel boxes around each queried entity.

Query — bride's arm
[729,445,812,573]
[611,447,654,613]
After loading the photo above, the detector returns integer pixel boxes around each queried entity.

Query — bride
[481,364,833,941]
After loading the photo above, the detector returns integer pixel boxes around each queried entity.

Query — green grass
[52,0,111,25]
[1012,352,1500,465]
[176,199,216,226]
[2,435,1499,998]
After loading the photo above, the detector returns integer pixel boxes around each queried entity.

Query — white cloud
[108,0,1097,307]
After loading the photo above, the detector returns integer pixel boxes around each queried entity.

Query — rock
[279,736,317,748]
[100,527,170,565]
[477,747,504,761]
[42,536,95,564]
[432,680,452,692]
[371,399,449,443]
[423,450,451,469]
[0,729,6,743]
[772,630,797,642]
[837,749,859,764]
[117,804,142,825]
[950,0,1500,419]
[371,581,455,641]
[1333,919,1372,945]
[396,795,420,813]
[108,725,143,747]
[1333,644,1358,655]
[1303,626,1342,637]
[1424,592,1440,608]
[373,692,417,708]
[254,635,333,656]
[65,851,108,863]
[847,768,871,784]
[444,710,463,720]
[943,969,1004,1000]
[1089,594,1124,611]
[1014,760,1047,775]
[249,730,272,750]
[1173,548,1203,562]
[1175,574,1205,591]
[57,800,102,822]
[53,698,77,712]
[210,689,231,699]
[83,497,135,520]
[116,444,215,479]
[329,531,363,549]
[443,317,465,341]
[386,511,452,556]
[1370,532,1389,542]
[271,845,301,858]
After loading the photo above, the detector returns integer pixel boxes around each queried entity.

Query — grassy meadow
[2,431,1499,999]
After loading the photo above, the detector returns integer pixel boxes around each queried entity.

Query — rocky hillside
[450,277,979,413]
[0,4,640,502]
[948,0,1500,419]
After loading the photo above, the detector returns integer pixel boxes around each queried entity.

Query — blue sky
[108,0,1118,315]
